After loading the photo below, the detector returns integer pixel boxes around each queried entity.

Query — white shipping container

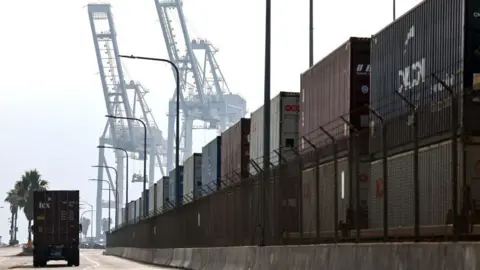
[135,198,140,219]
[155,179,163,211]
[148,185,155,215]
[249,91,300,175]
[128,201,135,221]
[183,153,203,202]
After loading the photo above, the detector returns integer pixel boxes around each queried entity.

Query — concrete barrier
[105,243,480,270]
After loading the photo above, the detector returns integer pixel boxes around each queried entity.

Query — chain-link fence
[107,74,480,248]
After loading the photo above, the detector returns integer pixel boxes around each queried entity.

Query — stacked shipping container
[183,153,203,202]
[249,92,300,175]
[367,0,480,229]
[162,176,170,208]
[300,37,371,152]
[169,166,184,206]
[299,37,371,234]
[112,0,480,241]
[201,136,222,196]
[221,118,251,185]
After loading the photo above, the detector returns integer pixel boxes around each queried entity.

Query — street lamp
[92,165,119,227]
[105,115,148,218]
[118,54,180,208]
[89,179,117,231]
[260,0,272,248]
[98,145,129,223]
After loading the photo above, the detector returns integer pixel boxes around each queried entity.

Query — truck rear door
[34,191,80,246]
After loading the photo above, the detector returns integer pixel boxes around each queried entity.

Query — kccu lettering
[398,58,425,93]
[39,202,51,209]
[285,105,300,112]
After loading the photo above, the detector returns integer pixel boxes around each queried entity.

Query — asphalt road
[0,248,174,269]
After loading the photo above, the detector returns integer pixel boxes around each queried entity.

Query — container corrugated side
[202,136,222,195]
[162,176,170,208]
[221,118,251,185]
[369,0,464,151]
[463,0,480,135]
[128,201,135,221]
[368,140,473,229]
[183,153,202,201]
[155,179,163,211]
[300,37,370,153]
[169,166,184,206]
[135,198,140,219]
[148,185,155,215]
[249,92,300,175]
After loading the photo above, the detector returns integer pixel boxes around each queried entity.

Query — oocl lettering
[285,105,300,112]
[398,58,426,93]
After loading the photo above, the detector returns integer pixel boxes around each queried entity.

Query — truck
[31,190,81,267]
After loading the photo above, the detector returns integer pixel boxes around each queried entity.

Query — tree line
[4,169,48,245]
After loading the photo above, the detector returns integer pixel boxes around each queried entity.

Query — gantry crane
[154,0,247,172]
[87,3,168,239]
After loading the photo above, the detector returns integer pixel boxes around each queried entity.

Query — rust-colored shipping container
[300,37,370,152]
[221,118,251,185]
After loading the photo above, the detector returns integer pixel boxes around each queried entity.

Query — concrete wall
[106,243,480,270]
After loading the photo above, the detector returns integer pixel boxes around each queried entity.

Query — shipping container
[249,92,300,175]
[162,176,170,208]
[183,153,203,202]
[169,166,184,206]
[301,159,370,234]
[32,190,80,266]
[155,178,163,211]
[221,118,251,185]
[148,185,155,215]
[135,198,140,219]
[121,207,126,225]
[142,190,150,216]
[368,138,480,229]
[300,37,371,153]
[201,136,222,195]
[369,0,480,150]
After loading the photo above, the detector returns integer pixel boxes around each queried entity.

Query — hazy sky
[0,0,422,243]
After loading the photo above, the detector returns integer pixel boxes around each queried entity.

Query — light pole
[92,165,119,227]
[260,0,272,247]
[309,0,313,67]
[105,115,148,218]
[98,145,129,223]
[89,179,117,231]
[118,54,180,208]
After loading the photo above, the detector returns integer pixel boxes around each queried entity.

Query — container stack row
[123,0,480,233]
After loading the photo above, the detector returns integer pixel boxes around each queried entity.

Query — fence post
[340,116,361,242]
[432,74,459,241]
[367,105,388,241]
[302,136,319,241]
[394,91,420,241]
[319,126,338,241]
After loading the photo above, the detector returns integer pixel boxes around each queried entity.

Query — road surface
[0,248,174,269]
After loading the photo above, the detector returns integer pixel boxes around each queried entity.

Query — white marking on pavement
[81,254,100,270]
[0,257,9,264]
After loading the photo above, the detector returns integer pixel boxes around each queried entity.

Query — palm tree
[4,189,19,245]
[15,170,48,242]
[81,217,90,239]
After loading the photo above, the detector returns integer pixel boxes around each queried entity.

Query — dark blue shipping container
[201,136,221,196]
[169,166,184,206]
[369,0,480,151]
[162,176,170,208]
